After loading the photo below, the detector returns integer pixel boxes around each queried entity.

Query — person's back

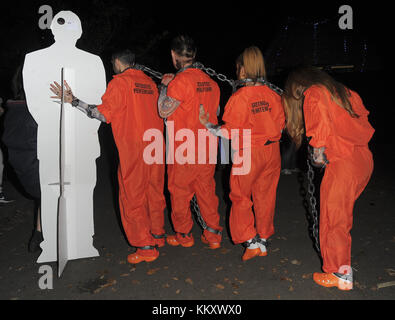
[105,68,161,151]
[223,85,284,149]
[168,68,219,132]
[303,85,374,161]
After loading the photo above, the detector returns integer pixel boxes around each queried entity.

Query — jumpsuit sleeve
[303,87,332,149]
[97,78,125,124]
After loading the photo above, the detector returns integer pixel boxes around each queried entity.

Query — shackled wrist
[71,97,79,107]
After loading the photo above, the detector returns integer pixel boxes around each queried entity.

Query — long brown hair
[236,46,266,80]
[282,66,358,147]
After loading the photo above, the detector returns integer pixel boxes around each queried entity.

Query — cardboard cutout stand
[23,11,106,276]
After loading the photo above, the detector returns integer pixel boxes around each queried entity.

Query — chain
[190,195,208,230]
[134,63,163,80]
[306,155,321,253]
[193,62,235,88]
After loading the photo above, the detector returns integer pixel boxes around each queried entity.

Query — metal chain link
[190,195,208,230]
[306,156,321,253]
[194,62,235,88]
[134,63,163,80]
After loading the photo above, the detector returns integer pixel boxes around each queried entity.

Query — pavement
[0,126,394,301]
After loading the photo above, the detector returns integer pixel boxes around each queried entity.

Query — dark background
[0,1,394,302]
[0,0,391,143]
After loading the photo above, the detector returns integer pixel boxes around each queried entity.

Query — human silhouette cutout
[23,11,106,264]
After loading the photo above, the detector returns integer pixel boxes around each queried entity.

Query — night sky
[0,1,389,99]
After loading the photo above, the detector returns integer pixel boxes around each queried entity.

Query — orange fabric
[221,85,285,149]
[303,85,374,273]
[166,68,222,243]
[229,143,281,244]
[223,85,284,245]
[97,69,166,248]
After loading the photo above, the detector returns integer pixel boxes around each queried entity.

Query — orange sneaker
[166,233,194,247]
[313,272,353,291]
[257,238,268,256]
[201,234,221,250]
[242,247,262,261]
[127,248,159,264]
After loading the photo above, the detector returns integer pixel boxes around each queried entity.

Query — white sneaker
[0,192,14,204]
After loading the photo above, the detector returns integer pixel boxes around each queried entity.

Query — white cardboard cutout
[23,11,106,272]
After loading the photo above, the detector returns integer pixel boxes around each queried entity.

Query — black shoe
[0,192,14,204]
[28,230,44,253]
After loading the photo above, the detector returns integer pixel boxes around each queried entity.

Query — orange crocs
[127,248,159,264]
[201,234,221,250]
[313,272,353,291]
[242,247,262,261]
[166,233,194,247]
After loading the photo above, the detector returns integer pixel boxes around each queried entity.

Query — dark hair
[111,49,136,66]
[171,35,197,59]
[11,64,26,100]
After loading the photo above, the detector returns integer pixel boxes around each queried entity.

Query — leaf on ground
[288,286,294,292]
[281,277,293,282]
[215,284,225,290]
[162,283,170,288]
[130,267,136,272]
[385,268,395,276]
[119,260,126,265]
[302,273,312,279]
[172,277,179,281]
[185,278,193,285]
[215,267,223,272]
[271,248,280,253]
[223,278,230,283]
[291,259,301,265]
[233,291,239,295]
[231,283,239,289]
[176,289,181,294]
[377,281,395,289]
[260,266,265,270]
[220,248,231,254]
[120,273,129,277]
[93,279,116,294]
[147,268,160,275]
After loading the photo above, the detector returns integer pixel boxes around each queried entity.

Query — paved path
[0,133,394,301]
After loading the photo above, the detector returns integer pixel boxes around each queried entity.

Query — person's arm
[50,81,107,122]
[304,87,331,166]
[158,83,181,118]
[199,105,226,138]
[157,74,182,118]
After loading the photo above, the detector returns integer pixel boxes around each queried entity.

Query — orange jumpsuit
[97,69,166,253]
[303,85,374,273]
[222,85,285,244]
[166,68,222,243]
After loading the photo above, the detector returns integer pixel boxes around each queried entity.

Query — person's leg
[314,148,373,290]
[118,149,158,263]
[193,164,222,246]
[147,162,167,246]
[252,144,281,253]
[0,148,4,192]
[166,163,195,247]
